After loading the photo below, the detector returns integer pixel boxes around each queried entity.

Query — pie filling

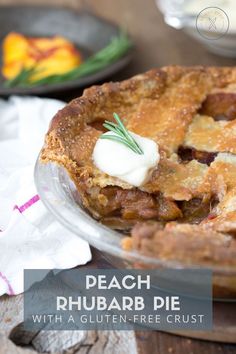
[177,146,217,165]
[41,67,236,266]
[199,92,236,121]
[83,91,236,229]
[84,186,217,227]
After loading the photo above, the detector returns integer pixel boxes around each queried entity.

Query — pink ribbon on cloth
[0,271,14,295]
[1,194,40,295]
[14,194,40,214]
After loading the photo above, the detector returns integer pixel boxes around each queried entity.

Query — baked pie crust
[41,66,236,267]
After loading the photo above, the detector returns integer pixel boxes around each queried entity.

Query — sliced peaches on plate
[2,32,83,82]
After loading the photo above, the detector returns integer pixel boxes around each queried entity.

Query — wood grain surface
[1,249,236,354]
[0,0,236,353]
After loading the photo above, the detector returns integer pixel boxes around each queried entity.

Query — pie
[41,66,236,268]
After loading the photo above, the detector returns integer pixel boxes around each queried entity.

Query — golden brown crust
[184,115,236,153]
[41,66,236,267]
[125,222,236,267]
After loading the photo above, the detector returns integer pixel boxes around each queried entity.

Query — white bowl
[156,0,236,57]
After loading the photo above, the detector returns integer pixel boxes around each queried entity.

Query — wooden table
[1,249,236,354]
[0,0,236,353]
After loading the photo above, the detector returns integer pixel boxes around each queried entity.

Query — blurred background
[0,0,235,101]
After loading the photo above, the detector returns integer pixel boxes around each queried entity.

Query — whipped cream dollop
[93,131,160,187]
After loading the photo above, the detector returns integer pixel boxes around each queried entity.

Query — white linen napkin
[0,96,92,296]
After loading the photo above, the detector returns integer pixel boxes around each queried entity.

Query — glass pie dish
[34,158,236,300]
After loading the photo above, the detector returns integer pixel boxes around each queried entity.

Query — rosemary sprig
[100,113,144,155]
[4,67,37,88]
[4,32,132,88]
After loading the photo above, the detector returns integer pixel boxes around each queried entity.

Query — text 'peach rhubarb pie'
[41,66,236,268]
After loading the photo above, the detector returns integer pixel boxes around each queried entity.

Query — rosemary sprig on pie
[100,113,144,155]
